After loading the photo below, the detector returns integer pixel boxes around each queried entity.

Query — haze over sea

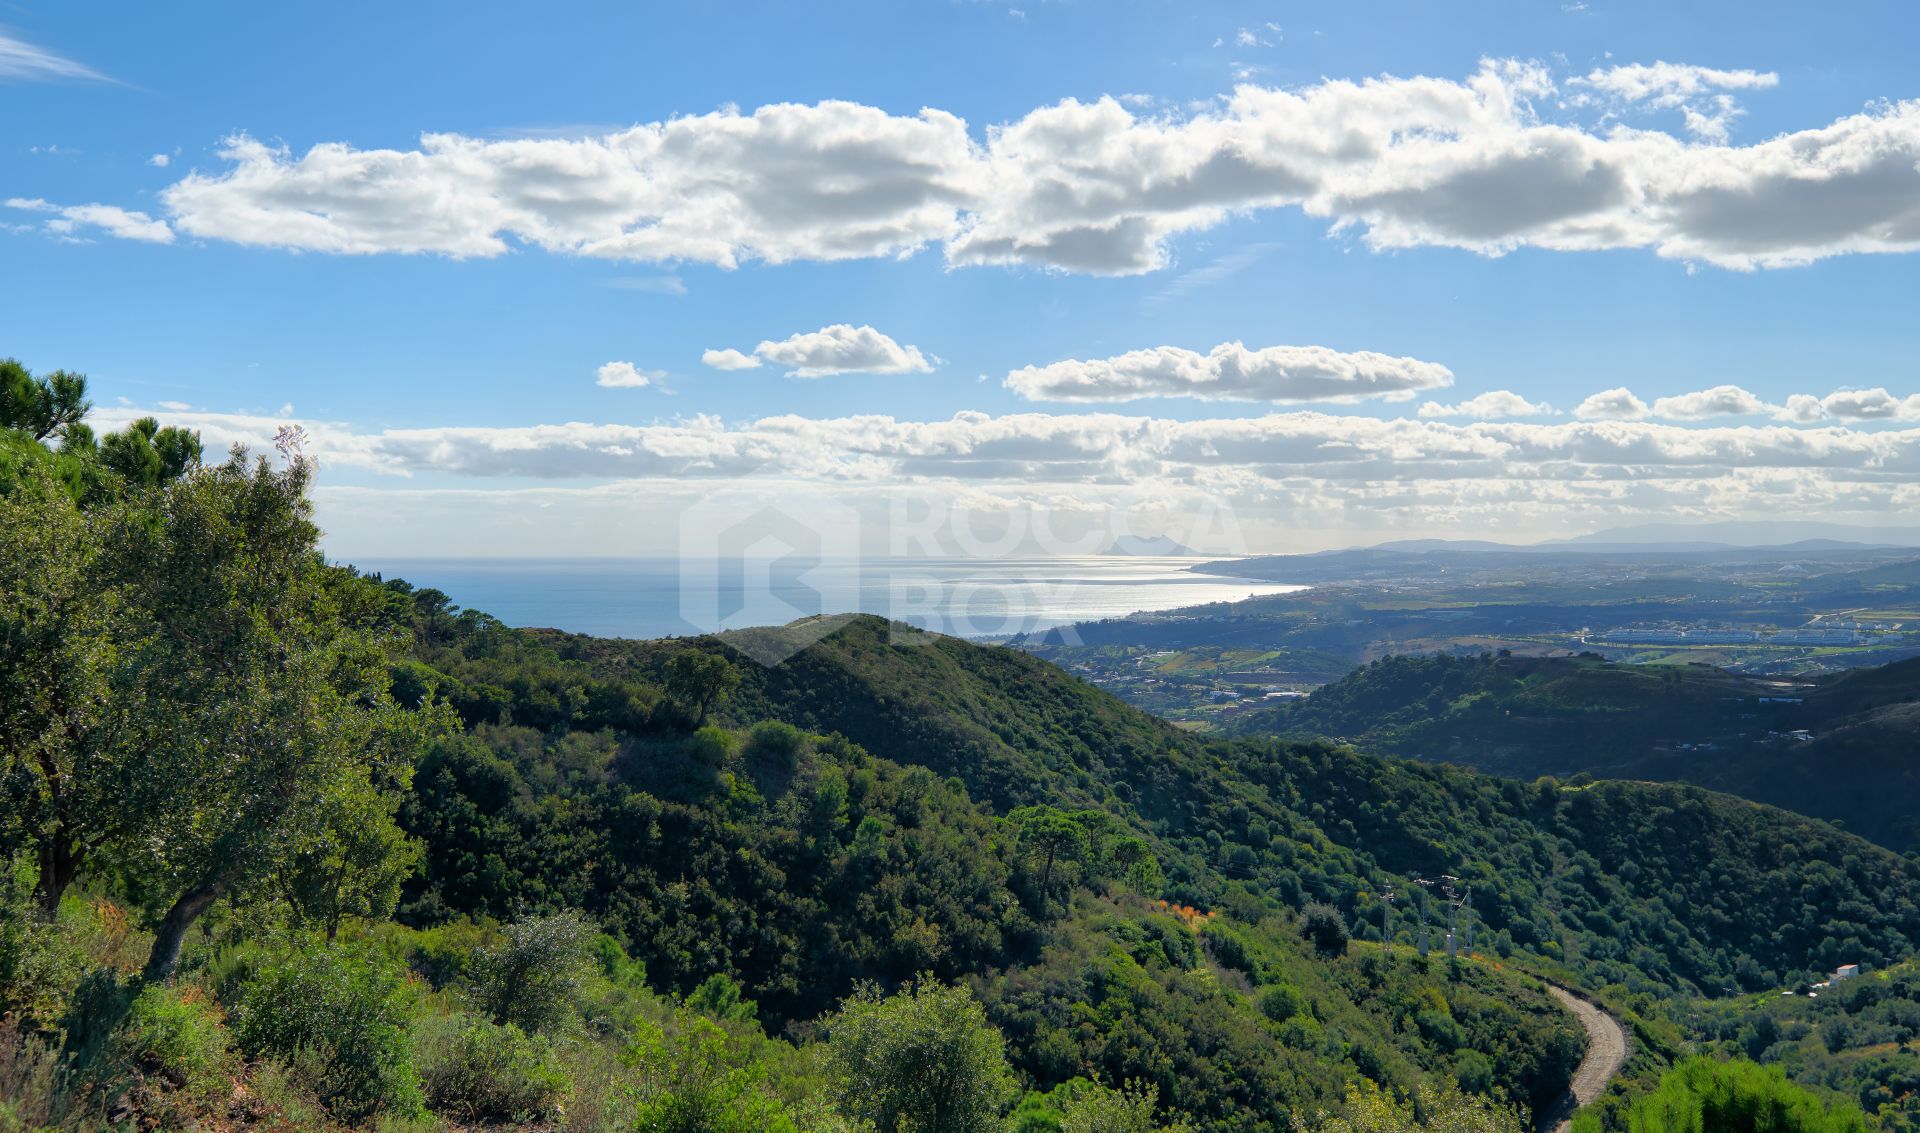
[346,556,1307,640]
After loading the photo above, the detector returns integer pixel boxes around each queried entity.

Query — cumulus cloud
[1574,387,1651,420]
[1649,384,1775,419]
[160,104,980,263]
[1006,342,1452,403]
[0,31,105,83]
[700,348,762,371]
[1418,390,1555,419]
[595,360,658,388]
[148,153,170,168]
[36,60,1920,274]
[707,324,933,377]
[5,197,174,243]
[1777,387,1920,423]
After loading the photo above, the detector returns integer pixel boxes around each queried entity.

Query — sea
[346,556,1308,641]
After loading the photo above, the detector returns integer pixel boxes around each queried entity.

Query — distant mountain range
[1550,521,1920,548]
[1218,522,1920,561]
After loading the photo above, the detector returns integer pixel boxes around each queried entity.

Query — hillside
[393,607,1592,1127]
[1232,652,1920,851]
[465,614,1920,999]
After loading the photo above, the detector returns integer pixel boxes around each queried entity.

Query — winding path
[1536,986,1629,1133]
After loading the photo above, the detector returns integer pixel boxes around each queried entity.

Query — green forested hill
[388,606,1592,1127]
[422,613,1920,1002]
[1230,651,1920,851]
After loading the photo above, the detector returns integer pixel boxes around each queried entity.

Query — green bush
[105,985,231,1100]
[1301,904,1349,959]
[1259,983,1305,1024]
[627,1018,800,1133]
[1580,1056,1874,1133]
[231,939,422,1121]
[687,973,759,1023]
[0,1023,65,1130]
[468,911,595,1034]
[415,1013,568,1124]
[825,977,1015,1133]
[0,862,88,1032]
[687,726,738,771]
[743,720,808,767]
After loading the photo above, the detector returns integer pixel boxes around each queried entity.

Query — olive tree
[0,469,143,916]
[1,438,444,978]
[119,448,446,980]
[824,976,1014,1133]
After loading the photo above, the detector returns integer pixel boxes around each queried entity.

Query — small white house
[1832,963,1861,982]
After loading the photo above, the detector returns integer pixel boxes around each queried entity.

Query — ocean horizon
[341,554,1309,640]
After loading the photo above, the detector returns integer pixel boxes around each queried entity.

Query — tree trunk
[33,837,82,921]
[141,879,229,983]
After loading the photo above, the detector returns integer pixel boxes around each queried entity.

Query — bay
[345,555,1307,640]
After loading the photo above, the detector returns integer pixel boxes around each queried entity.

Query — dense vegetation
[3,355,1911,1133]
[1232,652,1920,853]
[1663,962,1920,1133]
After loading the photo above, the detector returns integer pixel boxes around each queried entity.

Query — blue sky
[5,1,1920,555]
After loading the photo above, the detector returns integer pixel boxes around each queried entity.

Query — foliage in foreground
[1574,1056,1873,1133]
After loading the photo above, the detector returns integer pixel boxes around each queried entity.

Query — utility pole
[1443,875,1460,958]
[1414,879,1432,956]
[1461,885,1474,955]
[1381,886,1395,946]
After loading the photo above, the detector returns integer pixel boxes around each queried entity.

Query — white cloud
[701,348,762,371]
[1649,384,1774,419]
[148,153,171,168]
[1418,390,1555,418]
[1573,62,1779,143]
[1006,342,1452,403]
[1578,61,1778,105]
[156,400,192,411]
[100,403,1920,552]
[1575,387,1651,420]
[711,324,934,377]
[595,361,658,388]
[5,197,174,243]
[107,404,1920,491]
[1778,387,1920,423]
[34,60,1920,275]
[0,31,105,83]
[160,104,981,263]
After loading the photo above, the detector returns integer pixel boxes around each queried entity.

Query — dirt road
[1537,985,1629,1133]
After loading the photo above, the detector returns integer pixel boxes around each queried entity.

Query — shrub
[687,973,759,1024]
[1584,1056,1874,1133]
[825,977,1015,1133]
[106,985,231,1099]
[0,862,90,1031]
[1302,1081,1523,1133]
[0,1023,64,1130]
[1059,1079,1194,1133]
[627,1018,799,1133]
[231,939,422,1121]
[468,911,595,1034]
[1259,984,1305,1024]
[687,726,738,771]
[1301,903,1350,959]
[742,720,808,768]
[415,1013,569,1124]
